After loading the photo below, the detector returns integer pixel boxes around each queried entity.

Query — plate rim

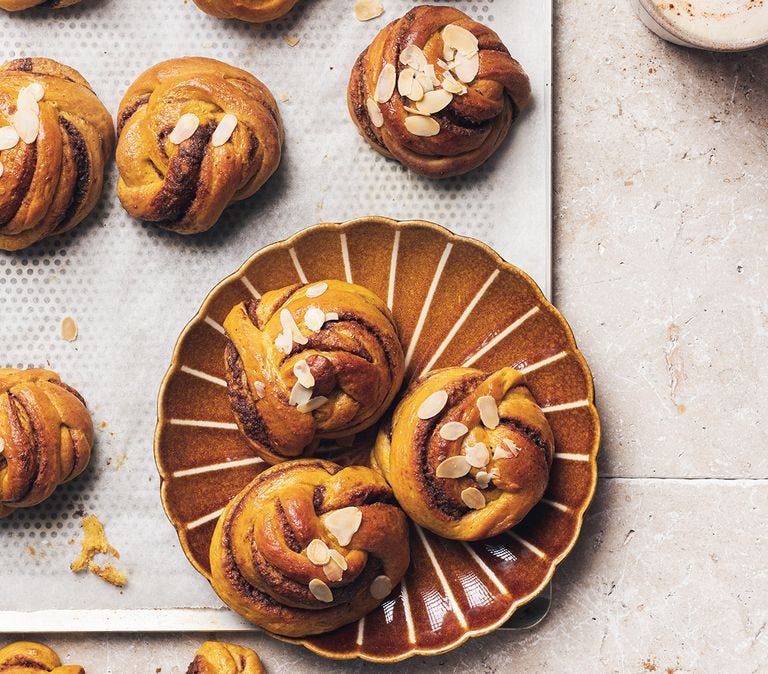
[153,215,600,662]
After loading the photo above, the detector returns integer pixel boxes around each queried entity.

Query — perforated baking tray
[0,0,552,631]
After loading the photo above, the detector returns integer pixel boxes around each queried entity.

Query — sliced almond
[414,70,434,94]
[324,506,362,547]
[26,82,45,102]
[475,471,492,489]
[293,359,315,388]
[0,438,5,455]
[17,87,39,116]
[366,97,384,128]
[404,115,440,137]
[453,51,480,84]
[274,330,293,355]
[12,109,39,144]
[325,311,339,322]
[60,316,78,342]
[309,578,334,603]
[254,381,266,398]
[0,161,3,178]
[407,78,425,102]
[212,113,238,147]
[289,381,313,407]
[414,89,453,115]
[370,574,393,599]
[279,92,290,102]
[442,24,479,58]
[306,538,331,566]
[0,125,19,151]
[461,487,486,510]
[297,396,328,414]
[424,64,440,87]
[492,444,513,461]
[168,113,199,145]
[398,67,416,97]
[403,105,429,116]
[304,305,327,332]
[465,442,490,468]
[354,0,384,21]
[306,282,328,298]
[441,70,467,95]
[323,557,344,582]
[374,63,396,103]
[477,395,500,429]
[399,44,428,71]
[435,455,471,479]
[280,309,308,346]
[439,421,468,441]
[284,35,300,47]
[328,549,348,571]
[417,390,448,420]
[502,438,522,457]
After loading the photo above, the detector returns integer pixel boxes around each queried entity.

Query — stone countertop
[12,1,768,671]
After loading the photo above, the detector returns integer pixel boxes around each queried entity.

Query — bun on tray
[373,366,554,540]
[192,0,299,23]
[116,57,283,234]
[0,368,94,518]
[186,641,264,674]
[348,4,531,178]
[223,280,404,464]
[0,58,114,251]
[0,641,84,673]
[209,459,410,637]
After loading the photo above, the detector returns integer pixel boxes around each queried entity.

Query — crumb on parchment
[70,514,127,588]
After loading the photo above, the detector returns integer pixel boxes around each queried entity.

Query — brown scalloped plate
[154,217,599,662]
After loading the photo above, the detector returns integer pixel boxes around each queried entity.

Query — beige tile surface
[5,1,767,671]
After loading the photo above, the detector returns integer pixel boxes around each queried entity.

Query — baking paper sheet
[0,0,551,627]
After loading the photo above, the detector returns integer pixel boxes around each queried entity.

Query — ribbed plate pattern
[154,217,600,661]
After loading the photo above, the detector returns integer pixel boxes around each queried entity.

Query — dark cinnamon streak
[55,116,92,233]
[116,93,150,135]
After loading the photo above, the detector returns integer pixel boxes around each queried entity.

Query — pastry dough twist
[209,459,410,637]
[374,366,554,540]
[186,642,264,674]
[0,1,81,11]
[0,641,84,673]
[192,0,299,23]
[348,5,531,178]
[223,280,404,464]
[0,368,93,518]
[116,57,283,234]
[0,58,114,251]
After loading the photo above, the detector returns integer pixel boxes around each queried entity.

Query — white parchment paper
[0,0,551,619]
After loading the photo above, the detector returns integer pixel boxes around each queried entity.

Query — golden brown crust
[347,5,531,178]
[209,459,410,637]
[0,641,84,673]
[186,642,264,674]
[0,1,81,11]
[0,368,93,518]
[0,58,114,251]
[374,366,554,540]
[223,280,404,464]
[192,0,298,23]
[115,57,283,234]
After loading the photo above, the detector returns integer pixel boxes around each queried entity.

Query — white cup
[632,0,768,51]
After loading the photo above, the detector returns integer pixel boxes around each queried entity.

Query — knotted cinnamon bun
[0,368,94,518]
[348,5,531,178]
[0,641,84,673]
[192,0,299,23]
[116,57,283,234]
[374,366,554,540]
[186,642,264,674]
[209,459,410,637]
[223,280,404,464]
[0,1,80,10]
[0,58,114,251]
